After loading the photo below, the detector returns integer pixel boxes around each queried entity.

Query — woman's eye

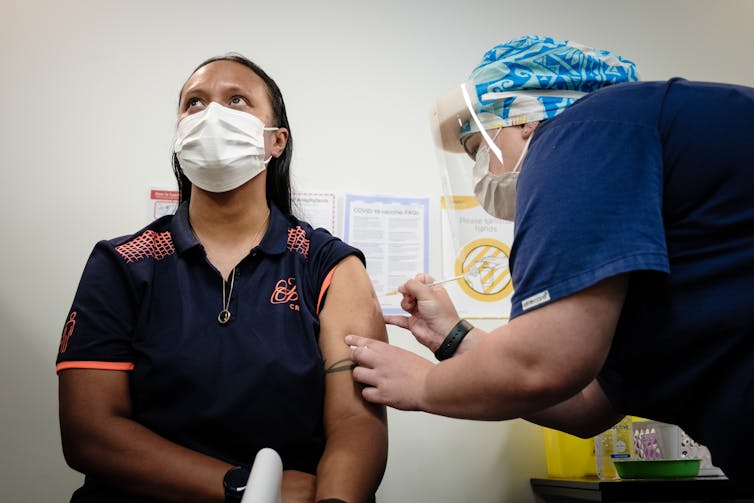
[229,96,249,107]
[186,97,204,110]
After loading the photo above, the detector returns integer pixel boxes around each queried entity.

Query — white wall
[2,0,753,501]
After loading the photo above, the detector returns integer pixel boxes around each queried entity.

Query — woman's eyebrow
[221,84,248,95]
[179,84,205,103]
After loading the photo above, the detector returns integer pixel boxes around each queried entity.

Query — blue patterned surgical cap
[460,35,639,137]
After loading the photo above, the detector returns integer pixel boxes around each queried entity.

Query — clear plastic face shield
[431,84,583,235]
[430,83,511,254]
[429,83,517,306]
[430,84,575,307]
[431,82,498,187]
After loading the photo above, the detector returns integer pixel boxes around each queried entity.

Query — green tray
[614,459,701,479]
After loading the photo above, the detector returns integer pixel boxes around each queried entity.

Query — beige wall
[2,0,753,501]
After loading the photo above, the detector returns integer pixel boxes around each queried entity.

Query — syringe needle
[383,274,466,296]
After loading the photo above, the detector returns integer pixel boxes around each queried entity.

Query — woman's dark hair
[172,53,294,214]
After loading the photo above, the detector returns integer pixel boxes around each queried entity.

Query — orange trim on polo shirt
[56,361,135,373]
[316,266,338,315]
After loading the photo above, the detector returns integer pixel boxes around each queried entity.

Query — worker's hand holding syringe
[381,258,506,354]
[347,270,491,409]
[382,273,470,354]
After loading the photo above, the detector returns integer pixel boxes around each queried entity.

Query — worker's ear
[521,121,540,140]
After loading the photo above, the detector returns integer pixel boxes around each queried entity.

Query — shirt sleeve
[55,241,138,372]
[305,228,366,316]
[509,114,670,319]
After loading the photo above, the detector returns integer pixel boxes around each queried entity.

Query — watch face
[224,466,249,491]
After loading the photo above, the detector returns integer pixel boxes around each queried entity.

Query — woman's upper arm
[315,255,388,500]
[318,255,387,355]
[317,255,387,423]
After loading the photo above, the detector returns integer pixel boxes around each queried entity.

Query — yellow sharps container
[542,427,597,478]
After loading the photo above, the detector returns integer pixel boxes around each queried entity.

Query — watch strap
[434,319,474,361]
[224,465,250,503]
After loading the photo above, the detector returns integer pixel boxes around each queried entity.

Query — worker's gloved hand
[383,273,461,352]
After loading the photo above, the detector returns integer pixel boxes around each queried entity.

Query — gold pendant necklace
[218,268,236,325]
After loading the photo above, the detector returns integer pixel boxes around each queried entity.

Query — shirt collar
[170,202,199,255]
[169,200,290,256]
[257,202,289,256]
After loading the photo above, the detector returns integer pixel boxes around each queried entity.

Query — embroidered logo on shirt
[59,311,77,354]
[286,226,310,258]
[115,230,175,263]
[271,277,300,311]
[521,290,551,311]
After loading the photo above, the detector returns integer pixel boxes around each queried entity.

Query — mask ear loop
[512,134,533,174]
[490,126,503,144]
[461,83,503,164]
[262,126,281,165]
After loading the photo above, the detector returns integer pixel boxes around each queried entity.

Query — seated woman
[56,53,388,503]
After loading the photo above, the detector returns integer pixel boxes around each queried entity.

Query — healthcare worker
[346,35,754,481]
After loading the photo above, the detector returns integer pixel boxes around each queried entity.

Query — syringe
[383,274,466,296]
[382,257,507,297]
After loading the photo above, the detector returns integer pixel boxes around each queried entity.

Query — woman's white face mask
[472,129,532,221]
[173,102,278,193]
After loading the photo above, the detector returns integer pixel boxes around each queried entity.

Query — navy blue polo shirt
[57,202,364,500]
[509,79,754,479]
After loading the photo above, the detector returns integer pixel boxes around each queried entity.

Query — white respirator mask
[174,102,278,193]
[472,133,532,221]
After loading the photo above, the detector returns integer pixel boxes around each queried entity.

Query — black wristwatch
[223,465,250,503]
[434,319,474,361]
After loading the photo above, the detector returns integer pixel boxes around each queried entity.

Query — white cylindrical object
[240,448,283,503]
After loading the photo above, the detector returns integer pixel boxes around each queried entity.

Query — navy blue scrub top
[57,202,364,500]
[509,79,754,479]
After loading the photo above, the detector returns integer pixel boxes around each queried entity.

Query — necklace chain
[218,269,235,324]
[216,209,270,325]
